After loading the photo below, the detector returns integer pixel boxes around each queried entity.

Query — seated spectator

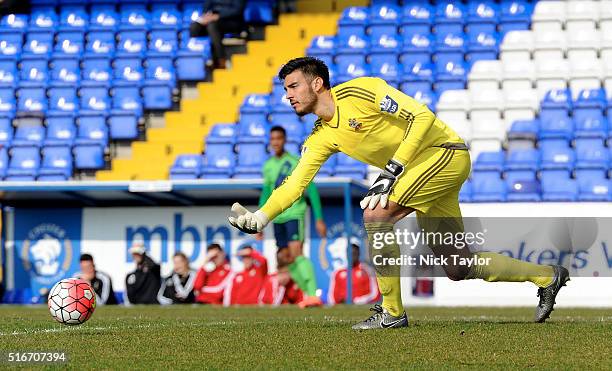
[224,246,268,306]
[76,253,117,305]
[328,243,380,305]
[259,259,303,306]
[125,243,161,304]
[158,252,197,305]
[189,0,246,69]
[194,243,231,304]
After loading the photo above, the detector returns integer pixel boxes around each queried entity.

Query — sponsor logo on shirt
[348,118,362,130]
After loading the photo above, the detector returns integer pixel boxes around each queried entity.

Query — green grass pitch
[0,305,610,370]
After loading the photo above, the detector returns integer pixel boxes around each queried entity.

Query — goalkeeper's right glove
[228,202,269,234]
[360,159,404,210]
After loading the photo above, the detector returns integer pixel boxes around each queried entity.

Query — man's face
[80,260,95,279]
[173,256,188,274]
[283,70,318,116]
[132,253,143,264]
[269,130,286,156]
[242,256,254,270]
[352,245,360,266]
[211,250,225,266]
[277,248,291,266]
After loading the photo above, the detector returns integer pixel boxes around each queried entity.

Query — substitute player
[228,57,570,329]
[258,125,327,307]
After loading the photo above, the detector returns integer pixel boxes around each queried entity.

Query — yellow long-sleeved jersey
[260,77,464,220]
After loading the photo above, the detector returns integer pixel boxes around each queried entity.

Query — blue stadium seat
[142,67,174,110]
[370,58,401,85]
[400,3,433,36]
[81,57,111,86]
[269,115,304,144]
[182,3,202,29]
[244,1,274,24]
[473,150,505,172]
[542,178,578,202]
[0,117,13,147]
[334,152,367,180]
[433,32,467,66]
[466,31,499,64]
[472,178,507,202]
[12,124,45,147]
[241,94,270,114]
[117,30,147,57]
[16,87,48,114]
[0,14,28,35]
[79,86,110,115]
[50,58,80,86]
[206,123,237,145]
[0,59,18,86]
[90,6,119,31]
[39,146,72,180]
[433,61,467,93]
[0,33,23,61]
[119,5,149,31]
[338,7,368,37]
[538,116,574,141]
[237,118,269,144]
[113,57,144,86]
[540,144,574,171]
[53,31,85,59]
[73,143,105,169]
[466,1,499,34]
[505,148,540,171]
[108,110,138,140]
[85,30,116,57]
[575,139,608,170]
[504,169,536,188]
[336,33,370,58]
[541,88,572,111]
[506,179,541,202]
[0,146,7,178]
[201,143,235,178]
[578,178,610,201]
[336,60,370,84]
[369,34,401,55]
[412,90,438,110]
[368,4,400,38]
[574,111,608,140]
[507,119,539,142]
[28,7,58,32]
[148,29,178,57]
[434,2,466,35]
[151,7,181,30]
[176,31,210,81]
[400,34,433,65]
[499,1,532,34]
[23,31,54,59]
[19,59,49,88]
[48,86,78,115]
[459,180,472,202]
[307,36,336,58]
[170,154,202,179]
[76,115,108,146]
[400,62,434,94]
[235,143,267,176]
[45,115,76,147]
[7,146,40,179]
[111,86,142,116]
[59,6,89,31]
[0,87,16,117]
[145,57,176,86]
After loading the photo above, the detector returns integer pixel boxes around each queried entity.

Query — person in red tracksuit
[224,246,268,306]
[259,265,304,306]
[328,243,380,305]
[193,243,232,304]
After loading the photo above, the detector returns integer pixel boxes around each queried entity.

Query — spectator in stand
[76,253,117,305]
[259,256,303,306]
[194,243,231,304]
[224,245,268,306]
[125,243,162,304]
[328,243,380,305]
[189,0,247,69]
[158,252,197,305]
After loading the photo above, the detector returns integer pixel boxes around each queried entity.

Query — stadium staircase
[96,13,339,180]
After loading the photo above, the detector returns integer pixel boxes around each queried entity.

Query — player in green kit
[258,125,327,307]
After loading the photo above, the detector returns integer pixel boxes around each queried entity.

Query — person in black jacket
[76,253,117,305]
[157,252,196,304]
[189,0,246,69]
[125,243,161,304]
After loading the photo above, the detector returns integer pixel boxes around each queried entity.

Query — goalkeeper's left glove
[228,202,269,234]
[360,159,404,210]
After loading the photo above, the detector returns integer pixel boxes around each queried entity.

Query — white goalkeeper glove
[228,202,269,234]
[360,159,404,210]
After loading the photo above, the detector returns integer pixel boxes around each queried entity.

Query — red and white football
[48,278,96,325]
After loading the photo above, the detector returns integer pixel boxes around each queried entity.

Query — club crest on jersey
[380,95,398,114]
[348,118,362,130]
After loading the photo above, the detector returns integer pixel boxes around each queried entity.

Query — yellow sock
[365,222,404,317]
[467,252,555,288]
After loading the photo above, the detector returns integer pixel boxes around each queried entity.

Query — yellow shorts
[388,146,471,219]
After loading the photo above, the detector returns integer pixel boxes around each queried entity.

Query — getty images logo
[124,213,236,263]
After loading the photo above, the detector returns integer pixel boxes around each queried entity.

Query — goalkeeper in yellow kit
[229,57,569,329]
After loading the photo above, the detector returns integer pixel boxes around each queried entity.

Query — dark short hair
[174,252,189,261]
[80,253,94,262]
[278,57,330,89]
[270,125,286,137]
[207,243,223,252]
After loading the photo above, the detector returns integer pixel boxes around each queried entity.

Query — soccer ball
[48,278,96,325]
